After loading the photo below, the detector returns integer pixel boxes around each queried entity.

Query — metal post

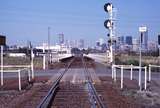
[31,48,34,79]
[108,4,114,77]
[28,68,31,82]
[1,46,3,86]
[130,64,133,80]
[121,66,123,89]
[139,33,142,91]
[144,66,147,90]
[139,67,142,91]
[48,27,51,63]
[112,65,114,79]
[114,66,116,82]
[18,70,21,91]
[149,64,151,81]
[43,44,46,70]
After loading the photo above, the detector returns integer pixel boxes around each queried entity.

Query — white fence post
[28,68,31,81]
[144,66,147,90]
[1,46,3,86]
[114,66,116,82]
[130,64,133,80]
[31,50,34,79]
[121,66,124,89]
[149,64,151,82]
[139,66,142,91]
[139,67,141,86]
[112,65,114,79]
[18,70,21,91]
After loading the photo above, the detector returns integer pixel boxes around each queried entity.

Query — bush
[126,59,139,65]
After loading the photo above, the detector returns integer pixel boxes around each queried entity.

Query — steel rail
[82,56,106,108]
[37,58,74,108]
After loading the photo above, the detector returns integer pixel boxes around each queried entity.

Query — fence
[112,64,147,90]
[149,64,160,81]
[0,65,33,90]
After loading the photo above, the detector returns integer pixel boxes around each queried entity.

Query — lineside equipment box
[0,35,6,45]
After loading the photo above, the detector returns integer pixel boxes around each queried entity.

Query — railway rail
[37,58,74,108]
[82,56,106,108]
[37,56,107,108]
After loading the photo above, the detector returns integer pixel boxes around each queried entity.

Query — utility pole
[139,26,147,91]
[48,27,51,63]
[139,32,142,91]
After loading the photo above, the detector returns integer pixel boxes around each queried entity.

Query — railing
[0,65,32,90]
[149,64,160,81]
[112,64,147,90]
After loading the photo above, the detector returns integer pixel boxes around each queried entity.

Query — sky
[0,0,160,47]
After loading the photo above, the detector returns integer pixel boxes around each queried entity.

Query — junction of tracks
[0,56,160,108]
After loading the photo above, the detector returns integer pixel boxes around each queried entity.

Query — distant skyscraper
[118,36,124,45]
[99,38,105,46]
[96,41,100,47]
[158,35,160,46]
[78,39,84,48]
[125,36,132,45]
[132,38,139,51]
[117,36,124,48]
[58,33,64,45]
[148,41,158,51]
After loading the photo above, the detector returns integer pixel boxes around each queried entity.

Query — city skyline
[0,0,160,46]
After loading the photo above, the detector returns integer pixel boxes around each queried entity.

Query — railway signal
[104,3,117,81]
[104,19,113,29]
[104,3,113,13]
[104,3,115,66]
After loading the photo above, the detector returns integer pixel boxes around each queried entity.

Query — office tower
[158,35,160,46]
[132,38,139,51]
[125,36,132,45]
[58,33,64,45]
[78,39,84,48]
[99,38,105,46]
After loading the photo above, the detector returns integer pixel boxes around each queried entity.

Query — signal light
[104,3,113,13]
[104,20,113,29]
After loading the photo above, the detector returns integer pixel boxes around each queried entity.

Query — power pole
[48,27,51,63]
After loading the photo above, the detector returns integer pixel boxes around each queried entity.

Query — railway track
[37,58,75,108]
[37,56,107,108]
[82,56,106,108]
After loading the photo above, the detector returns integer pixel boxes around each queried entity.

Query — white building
[36,43,71,54]
[132,38,139,52]
[148,41,158,51]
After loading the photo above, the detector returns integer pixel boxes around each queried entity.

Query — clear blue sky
[0,0,160,46]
